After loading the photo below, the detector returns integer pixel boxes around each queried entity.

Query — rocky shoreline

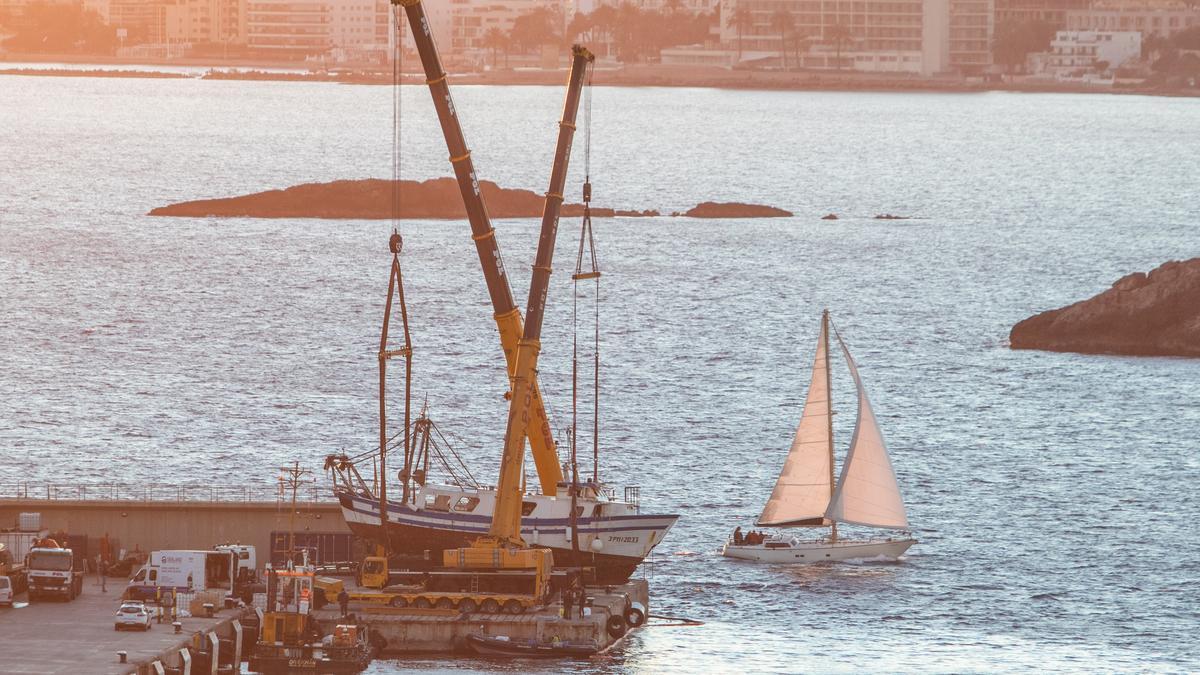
[1010,259,1200,358]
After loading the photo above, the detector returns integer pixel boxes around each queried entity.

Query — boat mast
[824,310,838,544]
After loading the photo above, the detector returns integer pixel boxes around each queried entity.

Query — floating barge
[313,578,650,657]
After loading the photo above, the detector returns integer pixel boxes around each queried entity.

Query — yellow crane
[390,0,565,497]
[390,0,595,593]
[447,44,595,575]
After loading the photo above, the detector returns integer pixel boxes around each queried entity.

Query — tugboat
[249,467,376,674]
[246,560,375,674]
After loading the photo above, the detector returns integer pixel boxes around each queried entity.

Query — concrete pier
[313,579,650,655]
[0,497,349,565]
[0,574,250,674]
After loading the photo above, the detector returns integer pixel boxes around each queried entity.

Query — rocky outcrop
[1010,259,1200,357]
[682,202,793,218]
[150,179,780,220]
[150,178,559,219]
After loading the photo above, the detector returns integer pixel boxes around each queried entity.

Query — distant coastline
[2,53,1197,98]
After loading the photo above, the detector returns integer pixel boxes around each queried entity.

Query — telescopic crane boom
[390,0,564,496]
[489,46,595,547]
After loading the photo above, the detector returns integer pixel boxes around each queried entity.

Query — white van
[0,576,13,607]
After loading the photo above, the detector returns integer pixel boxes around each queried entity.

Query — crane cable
[571,59,600,486]
[391,3,403,231]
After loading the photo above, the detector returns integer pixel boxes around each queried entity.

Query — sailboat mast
[823,310,838,544]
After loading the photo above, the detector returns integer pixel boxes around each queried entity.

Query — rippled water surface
[2,77,1199,672]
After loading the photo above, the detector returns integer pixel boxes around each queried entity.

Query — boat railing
[0,482,331,504]
[623,486,640,511]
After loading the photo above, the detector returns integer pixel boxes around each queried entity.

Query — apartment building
[719,0,944,75]
[329,0,389,53]
[163,0,246,46]
[948,0,992,73]
[1065,0,1200,38]
[448,0,563,55]
[579,0,718,11]
[994,0,1090,27]
[247,0,330,58]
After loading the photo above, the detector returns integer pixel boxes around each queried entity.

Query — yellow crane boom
[390,0,563,495]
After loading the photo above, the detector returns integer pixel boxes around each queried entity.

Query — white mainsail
[824,331,909,529]
[757,317,834,528]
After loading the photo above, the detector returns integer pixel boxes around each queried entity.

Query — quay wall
[0,499,348,562]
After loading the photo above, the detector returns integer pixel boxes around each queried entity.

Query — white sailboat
[722,310,916,563]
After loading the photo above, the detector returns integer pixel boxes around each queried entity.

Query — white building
[1043,30,1141,75]
[718,0,954,76]
[328,0,391,62]
[247,0,331,58]
[1066,0,1200,39]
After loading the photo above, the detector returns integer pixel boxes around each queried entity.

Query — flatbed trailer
[348,567,561,614]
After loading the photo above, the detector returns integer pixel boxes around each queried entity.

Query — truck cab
[27,546,82,602]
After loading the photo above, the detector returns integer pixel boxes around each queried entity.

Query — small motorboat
[465,633,598,658]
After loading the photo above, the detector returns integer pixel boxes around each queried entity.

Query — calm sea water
[1,76,1199,673]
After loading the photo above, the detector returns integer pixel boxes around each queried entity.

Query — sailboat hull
[720,537,915,563]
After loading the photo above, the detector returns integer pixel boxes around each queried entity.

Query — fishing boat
[722,311,916,563]
[329,435,678,584]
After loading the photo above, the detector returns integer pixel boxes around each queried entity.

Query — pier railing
[0,482,333,503]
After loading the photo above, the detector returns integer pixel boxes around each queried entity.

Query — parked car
[0,576,12,607]
[114,601,152,631]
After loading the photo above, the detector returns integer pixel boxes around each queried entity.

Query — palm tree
[726,5,752,62]
[792,31,812,68]
[771,8,794,69]
[482,27,507,68]
[826,22,853,70]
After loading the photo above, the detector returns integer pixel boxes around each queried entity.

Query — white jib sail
[825,332,909,529]
[758,317,834,527]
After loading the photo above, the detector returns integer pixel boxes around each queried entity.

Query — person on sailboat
[733,527,744,545]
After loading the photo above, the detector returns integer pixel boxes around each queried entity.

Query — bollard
[203,603,215,618]
[117,651,127,664]
[173,621,183,634]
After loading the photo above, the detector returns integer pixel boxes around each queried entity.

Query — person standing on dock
[338,588,349,617]
[160,589,174,624]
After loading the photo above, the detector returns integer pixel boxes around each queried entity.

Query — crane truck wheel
[388,596,407,608]
[502,599,524,615]
[412,597,431,609]
[481,598,501,614]
[606,615,628,639]
[457,598,478,613]
[434,597,454,610]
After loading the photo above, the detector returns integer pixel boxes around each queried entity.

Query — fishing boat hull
[720,537,915,563]
[336,488,678,584]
